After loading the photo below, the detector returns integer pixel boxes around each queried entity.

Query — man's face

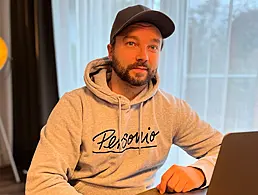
[108,23,162,86]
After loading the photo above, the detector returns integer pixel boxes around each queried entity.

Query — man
[26,5,223,195]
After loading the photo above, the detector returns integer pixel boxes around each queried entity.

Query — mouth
[132,66,148,70]
[131,67,148,74]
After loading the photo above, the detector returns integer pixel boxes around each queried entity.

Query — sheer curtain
[52,0,258,185]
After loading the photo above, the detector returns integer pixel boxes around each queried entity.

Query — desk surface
[138,188,207,195]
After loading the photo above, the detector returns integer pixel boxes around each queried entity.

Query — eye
[149,45,159,52]
[126,41,136,47]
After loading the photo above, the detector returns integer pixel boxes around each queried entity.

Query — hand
[156,165,205,194]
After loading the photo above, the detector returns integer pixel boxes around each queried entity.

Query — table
[138,188,208,195]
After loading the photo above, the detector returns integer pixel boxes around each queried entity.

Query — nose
[136,46,149,63]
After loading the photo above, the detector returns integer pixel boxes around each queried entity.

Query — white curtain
[52,0,258,185]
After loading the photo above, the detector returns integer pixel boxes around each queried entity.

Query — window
[52,0,258,186]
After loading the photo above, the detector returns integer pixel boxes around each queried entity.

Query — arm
[26,93,83,195]
[158,99,223,193]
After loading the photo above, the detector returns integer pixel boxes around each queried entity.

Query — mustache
[127,62,149,70]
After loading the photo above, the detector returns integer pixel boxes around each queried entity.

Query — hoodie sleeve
[26,92,83,195]
[173,100,223,188]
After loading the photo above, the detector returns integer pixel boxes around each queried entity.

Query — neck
[109,70,147,101]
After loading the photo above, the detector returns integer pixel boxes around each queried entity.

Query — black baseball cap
[110,5,175,43]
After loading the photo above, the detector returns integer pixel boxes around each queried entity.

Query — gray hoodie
[26,57,223,195]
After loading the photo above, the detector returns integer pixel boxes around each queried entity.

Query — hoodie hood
[84,57,160,107]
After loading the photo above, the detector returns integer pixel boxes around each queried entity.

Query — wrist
[190,167,206,188]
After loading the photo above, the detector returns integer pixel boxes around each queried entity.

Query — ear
[107,44,113,61]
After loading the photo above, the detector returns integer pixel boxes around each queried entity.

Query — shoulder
[52,87,91,112]
[60,86,91,102]
[155,89,182,105]
[154,89,193,113]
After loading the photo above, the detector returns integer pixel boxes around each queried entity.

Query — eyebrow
[152,38,161,45]
[123,35,139,42]
[123,36,161,45]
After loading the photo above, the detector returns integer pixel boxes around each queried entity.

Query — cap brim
[114,10,175,39]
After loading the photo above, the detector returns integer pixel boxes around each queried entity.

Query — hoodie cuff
[188,158,215,189]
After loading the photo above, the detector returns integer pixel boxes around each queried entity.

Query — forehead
[117,22,162,38]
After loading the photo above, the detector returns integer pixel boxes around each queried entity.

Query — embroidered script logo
[92,127,159,153]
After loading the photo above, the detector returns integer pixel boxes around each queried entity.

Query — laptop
[138,131,258,195]
[207,131,258,195]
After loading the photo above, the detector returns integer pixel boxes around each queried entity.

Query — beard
[111,54,157,86]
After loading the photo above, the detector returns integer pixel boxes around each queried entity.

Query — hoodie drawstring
[117,96,144,154]
[118,96,122,151]
[138,102,144,154]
